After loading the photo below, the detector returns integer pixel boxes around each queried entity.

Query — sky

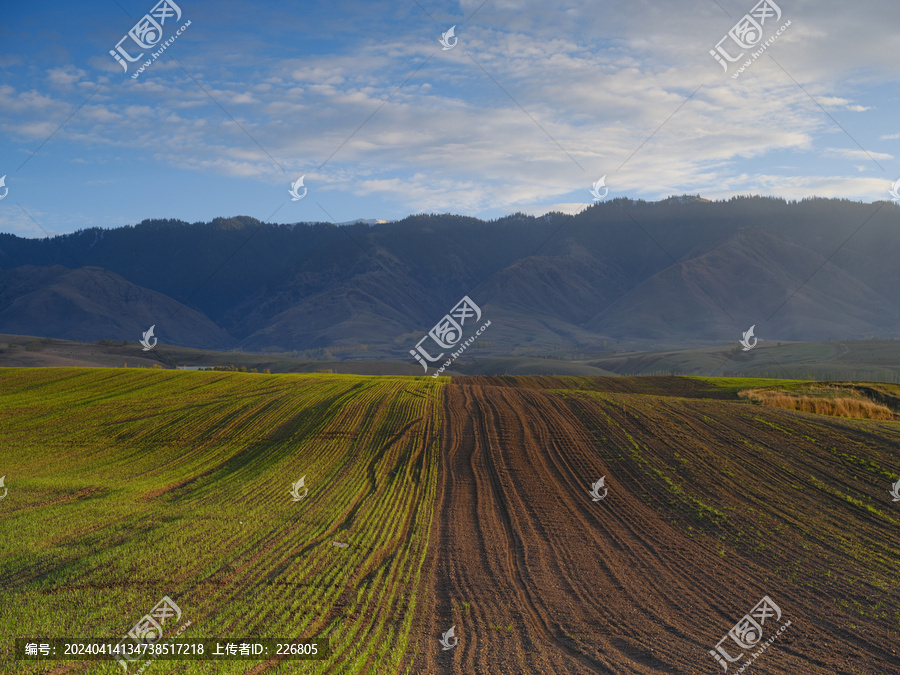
[0,0,898,237]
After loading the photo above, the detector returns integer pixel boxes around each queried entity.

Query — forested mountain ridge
[1,196,898,357]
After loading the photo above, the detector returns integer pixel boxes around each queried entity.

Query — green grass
[689,376,815,393]
[0,368,444,674]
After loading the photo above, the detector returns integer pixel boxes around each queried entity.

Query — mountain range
[1,196,899,360]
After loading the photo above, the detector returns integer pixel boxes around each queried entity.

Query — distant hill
[0,266,235,349]
[1,198,899,358]
[587,227,900,340]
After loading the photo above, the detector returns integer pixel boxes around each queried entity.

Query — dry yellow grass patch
[739,389,896,420]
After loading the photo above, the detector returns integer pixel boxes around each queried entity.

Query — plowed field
[1,371,898,674]
[410,377,900,674]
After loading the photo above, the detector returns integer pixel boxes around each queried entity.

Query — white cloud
[3,0,900,230]
[47,67,89,87]
[823,148,893,162]
[702,174,896,201]
[516,202,589,217]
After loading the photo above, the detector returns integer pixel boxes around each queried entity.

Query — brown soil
[410,378,900,674]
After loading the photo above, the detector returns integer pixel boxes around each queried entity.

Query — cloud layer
[0,0,898,235]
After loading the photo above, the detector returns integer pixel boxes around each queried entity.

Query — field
[0,369,441,673]
[1,370,899,673]
[0,335,425,376]
[586,339,900,382]
[10,334,900,383]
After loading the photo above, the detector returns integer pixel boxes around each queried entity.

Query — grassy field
[587,339,900,382]
[12,334,900,382]
[8,334,900,382]
[0,335,425,376]
[0,369,442,673]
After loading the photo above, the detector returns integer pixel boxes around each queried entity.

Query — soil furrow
[411,379,900,674]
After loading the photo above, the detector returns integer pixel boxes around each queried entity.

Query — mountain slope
[587,227,900,341]
[1,198,899,354]
[0,265,235,349]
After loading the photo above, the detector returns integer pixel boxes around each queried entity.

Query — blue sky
[0,0,898,237]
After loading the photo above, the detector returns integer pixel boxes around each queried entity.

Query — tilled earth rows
[410,379,900,674]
